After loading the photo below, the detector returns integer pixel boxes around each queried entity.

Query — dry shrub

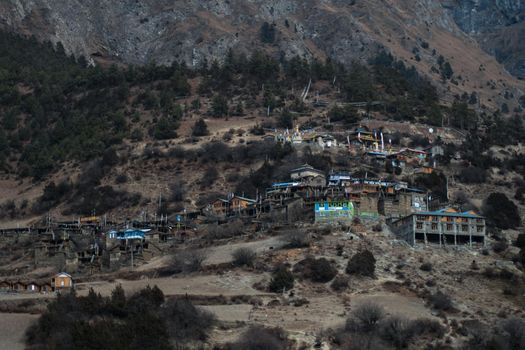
[283,230,311,248]
[346,250,376,277]
[429,291,453,311]
[294,256,337,283]
[206,220,244,240]
[331,275,350,292]
[269,265,294,293]
[346,302,385,333]
[380,316,413,349]
[169,249,207,273]
[226,325,288,350]
[492,239,509,253]
[420,262,433,272]
[163,298,216,342]
[232,247,256,267]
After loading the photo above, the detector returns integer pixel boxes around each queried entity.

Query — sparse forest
[0,30,460,181]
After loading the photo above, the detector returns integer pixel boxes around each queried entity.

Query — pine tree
[211,94,228,117]
[260,22,276,43]
[192,118,209,137]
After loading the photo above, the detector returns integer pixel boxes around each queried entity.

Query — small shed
[27,282,40,293]
[52,272,73,291]
[0,280,11,291]
[12,281,27,292]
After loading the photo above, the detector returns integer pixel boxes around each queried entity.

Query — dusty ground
[200,304,253,323]
[203,235,286,266]
[75,272,269,297]
[0,313,38,350]
[0,224,523,348]
[136,235,286,271]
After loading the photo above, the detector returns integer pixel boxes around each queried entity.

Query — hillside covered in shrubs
[0,29,484,180]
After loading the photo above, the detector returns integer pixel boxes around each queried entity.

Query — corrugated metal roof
[416,208,483,219]
[272,182,301,188]
[233,196,257,203]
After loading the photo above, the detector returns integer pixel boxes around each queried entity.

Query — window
[477,226,484,233]
[431,223,438,230]
[446,224,453,231]
[61,280,64,287]
[462,225,468,232]
[416,223,423,229]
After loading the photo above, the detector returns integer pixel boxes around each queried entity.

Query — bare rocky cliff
[0,0,523,88]
[443,0,525,78]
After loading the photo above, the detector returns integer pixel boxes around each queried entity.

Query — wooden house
[12,281,27,292]
[209,198,229,216]
[414,166,436,175]
[230,195,257,214]
[52,272,73,291]
[205,194,258,217]
[290,164,325,180]
[395,148,428,166]
[290,164,326,187]
[40,282,53,293]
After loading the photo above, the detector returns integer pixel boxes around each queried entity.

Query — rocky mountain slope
[0,1,523,76]
[444,0,525,78]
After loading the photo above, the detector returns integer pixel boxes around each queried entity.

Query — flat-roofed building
[389,208,486,247]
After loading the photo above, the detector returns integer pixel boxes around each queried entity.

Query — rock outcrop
[0,0,523,80]
[443,0,525,78]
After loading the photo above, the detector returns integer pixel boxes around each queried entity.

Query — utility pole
[130,240,134,270]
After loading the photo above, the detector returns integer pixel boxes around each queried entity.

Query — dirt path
[200,304,253,322]
[203,236,285,266]
[351,292,436,320]
[249,292,435,333]
[251,295,346,332]
[0,313,38,350]
[135,236,285,272]
[76,272,269,297]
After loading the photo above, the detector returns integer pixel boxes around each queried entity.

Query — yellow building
[52,272,73,291]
